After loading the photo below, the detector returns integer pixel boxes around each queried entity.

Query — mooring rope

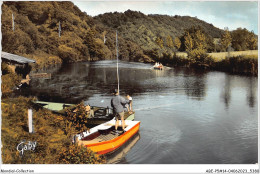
[133,102,183,111]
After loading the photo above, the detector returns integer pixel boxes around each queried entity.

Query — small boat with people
[74,119,140,155]
[33,100,135,125]
[153,62,164,70]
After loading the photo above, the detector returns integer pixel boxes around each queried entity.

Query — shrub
[1,97,106,164]
[1,70,22,96]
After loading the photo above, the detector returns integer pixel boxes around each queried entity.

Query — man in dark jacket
[111,89,130,133]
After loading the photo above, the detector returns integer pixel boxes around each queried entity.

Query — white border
[0,0,259,174]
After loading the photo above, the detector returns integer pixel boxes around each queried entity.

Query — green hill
[1,1,230,69]
[1,1,151,69]
[94,10,224,54]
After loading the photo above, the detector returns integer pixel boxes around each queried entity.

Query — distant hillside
[1,2,151,69]
[94,10,224,53]
[2,2,227,69]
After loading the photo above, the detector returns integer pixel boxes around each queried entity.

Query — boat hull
[77,120,140,155]
[88,122,140,154]
[153,66,163,70]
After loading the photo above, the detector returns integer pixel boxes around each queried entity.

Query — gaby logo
[17,140,37,156]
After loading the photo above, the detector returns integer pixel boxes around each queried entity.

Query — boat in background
[33,101,135,125]
[74,119,140,155]
[153,66,163,70]
[152,62,164,70]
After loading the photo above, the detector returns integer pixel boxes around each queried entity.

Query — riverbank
[157,53,258,76]
[1,96,106,164]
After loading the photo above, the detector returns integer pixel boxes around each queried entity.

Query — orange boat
[75,120,140,155]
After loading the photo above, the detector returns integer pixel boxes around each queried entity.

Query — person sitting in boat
[111,89,131,134]
[158,63,163,70]
[153,62,159,68]
[85,104,94,118]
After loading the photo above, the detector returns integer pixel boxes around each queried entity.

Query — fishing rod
[116,30,120,94]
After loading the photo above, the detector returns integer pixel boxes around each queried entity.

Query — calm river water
[24,60,258,164]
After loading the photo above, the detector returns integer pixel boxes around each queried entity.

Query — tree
[173,37,181,51]
[183,27,210,66]
[194,30,207,51]
[231,28,257,51]
[184,33,193,52]
[247,31,257,50]
[166,35,174,49]
[220,29,232,51]
[155,36,164,48]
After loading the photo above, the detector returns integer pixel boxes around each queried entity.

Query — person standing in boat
[125,94,133,114]
[111,89,131,133]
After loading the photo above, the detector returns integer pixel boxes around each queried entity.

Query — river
[23,60,258,164]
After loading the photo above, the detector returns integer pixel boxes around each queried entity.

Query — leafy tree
[173,37,181,51]
[184,33,193,52]
[220,29,232,51]
[155,36,164,48]
[231,28,258,51]
[194,29,207,51]
[166,35,174,49]
[247,31,258,50]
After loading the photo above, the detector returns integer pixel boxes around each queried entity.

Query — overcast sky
[73,1,258,34]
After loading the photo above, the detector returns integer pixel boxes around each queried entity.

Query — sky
[73,1,258,34]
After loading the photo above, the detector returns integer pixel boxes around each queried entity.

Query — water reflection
[105,133,140,164]
[24,61,257,110]
[184,73,206,100]
[222,75,231,109]
[20,60,257,164]
[247,78,256,108]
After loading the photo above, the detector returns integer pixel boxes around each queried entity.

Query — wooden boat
[74,119,140,155]
[33,101,135,125]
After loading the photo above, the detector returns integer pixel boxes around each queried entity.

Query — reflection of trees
[24,62,157,103]
[25,63,93,103]
[246,78,256,108]
[183,70,206,100]
[221,75,231,109]
[87,67,153,95]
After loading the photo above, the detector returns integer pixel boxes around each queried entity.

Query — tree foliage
[1,2,151,70]
[184,33,193,52]
[65,103,89,133]
[166,35,174,49]
[220,29,232,51]
[231,28,258,51]
[155,36,164,48]
[174,37,181,51]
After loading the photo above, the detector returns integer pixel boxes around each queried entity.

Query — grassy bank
[1,63,106,164]
[157,53,258,76]
[1,96,106,164]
